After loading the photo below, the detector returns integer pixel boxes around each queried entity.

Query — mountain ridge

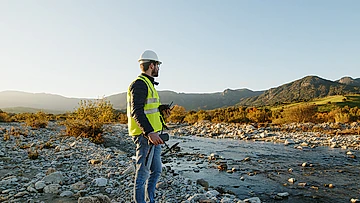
[238,76,360,106]
[1,75,359,113]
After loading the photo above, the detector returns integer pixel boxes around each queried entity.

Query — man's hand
[148,132,164,145]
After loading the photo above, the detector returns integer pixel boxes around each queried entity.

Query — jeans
[132,135,162,203]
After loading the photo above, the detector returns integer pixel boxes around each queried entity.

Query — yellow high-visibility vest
[127,75,162,136]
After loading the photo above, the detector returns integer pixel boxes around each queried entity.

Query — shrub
[0,110,11,122]
[167,105,186,123]
[246,107,271,123]
[25,112,48,128]
[183,111,199,124]
[281,104,317,123]
[330,107,351,123]
[118,113,128,124]
[61,99,114,144]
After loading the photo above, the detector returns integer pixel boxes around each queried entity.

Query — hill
[106,88,263,110]
[0,89,263,113]
[270,94,360,112]
[336,76,360,87]
[0,91,82,112]
[238,76,360,106]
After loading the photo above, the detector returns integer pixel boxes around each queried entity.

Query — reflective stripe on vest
[127,75,162,136]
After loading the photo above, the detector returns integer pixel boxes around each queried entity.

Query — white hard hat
[138,50,162,64]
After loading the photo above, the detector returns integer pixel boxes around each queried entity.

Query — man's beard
[151,69,158,77]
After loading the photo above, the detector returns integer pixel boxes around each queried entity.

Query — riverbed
[163,135,360,203]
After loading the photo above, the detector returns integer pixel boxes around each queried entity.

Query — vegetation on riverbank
[1,95,360,143]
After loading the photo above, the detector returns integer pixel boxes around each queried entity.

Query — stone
[34,181,46,190]
[71,181,86,190]
[188,194,207,202]
[42,171,64,184]
[46,167,57,175]
[60,191,74,197]
[277,192,289,197]
[196,179,209,189]
[298,182,307,187]
[206,190,220,198]
[89,159,101,165]
[284,139,295,145]
[14,191,29,198]
[121,165,135,175]
[27,186,37,193]
[78,194,111,203]
[243,197,261,203]
[44,184,60,194]
[156,181,168,189]
[93,178,107,187]
[288,178,296,183]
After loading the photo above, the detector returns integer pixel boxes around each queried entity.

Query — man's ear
[149,63,154,70]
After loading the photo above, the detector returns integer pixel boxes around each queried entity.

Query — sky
[1,0,359,98]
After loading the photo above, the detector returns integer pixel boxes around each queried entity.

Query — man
[127,50,170,203]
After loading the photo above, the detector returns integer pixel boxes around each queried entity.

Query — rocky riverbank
[170,121,360,151]
[0,122,263,203]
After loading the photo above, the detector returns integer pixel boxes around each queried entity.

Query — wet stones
[196,179,209,189]
[298,182,307,187]
[170,122,360,150]
[288,178,296,183]
[217,163,228,171]
[275,192,289,200]
[301,162,314,167]
[347,151,357,159]
[208,153,220,160]
[324,183,335,188]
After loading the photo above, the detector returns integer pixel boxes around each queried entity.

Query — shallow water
[163,136,360,203]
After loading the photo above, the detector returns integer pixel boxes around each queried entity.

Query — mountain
[336,76,360,87]
[0,91,83,112]
[238,76,360,106]
[106,88,263,110]
[0,89,263,113]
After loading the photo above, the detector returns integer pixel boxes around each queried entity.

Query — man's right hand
[148,132,164,145]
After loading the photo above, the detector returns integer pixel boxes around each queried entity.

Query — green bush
[61,99,114,144]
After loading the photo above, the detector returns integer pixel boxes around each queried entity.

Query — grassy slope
[269,94,360,112]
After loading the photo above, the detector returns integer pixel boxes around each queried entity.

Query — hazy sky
[1,0,359,98]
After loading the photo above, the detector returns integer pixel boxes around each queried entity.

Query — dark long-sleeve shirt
[128,73,159,136]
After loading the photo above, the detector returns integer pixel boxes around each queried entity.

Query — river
[163,135,360,203]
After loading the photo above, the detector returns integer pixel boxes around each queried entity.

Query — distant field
[270,94,360,112]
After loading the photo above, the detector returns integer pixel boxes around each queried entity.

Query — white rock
[206,190,220,198]
[243,197,261,203]
[60,191,74,197]
[35,181,46,190]
[277,192,289,197]
[44,184,60,194]
[94,178,108,187]
[42,171,64,184]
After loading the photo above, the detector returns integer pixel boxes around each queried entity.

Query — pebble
[288,178,296,183]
